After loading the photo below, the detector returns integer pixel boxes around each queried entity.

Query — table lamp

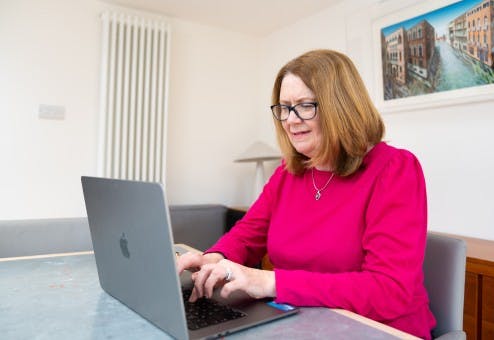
[234,141,281,201]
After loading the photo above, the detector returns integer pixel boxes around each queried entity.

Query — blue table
[0,252,417,339]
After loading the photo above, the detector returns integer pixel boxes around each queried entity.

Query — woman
[177,49,436,339]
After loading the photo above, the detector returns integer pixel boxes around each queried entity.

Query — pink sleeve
[275,151,428,322]
[206,166,282,267]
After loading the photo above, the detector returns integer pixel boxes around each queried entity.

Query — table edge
[0,250,94,262]
[332,309,421,339]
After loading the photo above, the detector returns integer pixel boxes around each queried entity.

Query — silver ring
[224,267,233,281]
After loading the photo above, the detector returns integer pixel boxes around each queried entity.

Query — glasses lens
[271,105,289,120]
[294,103,317,119]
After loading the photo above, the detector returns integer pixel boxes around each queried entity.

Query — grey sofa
[0,204,245,258]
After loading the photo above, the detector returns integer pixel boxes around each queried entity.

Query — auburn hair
[271,49,384,176]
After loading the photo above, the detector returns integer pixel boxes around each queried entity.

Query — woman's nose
[286,109,303,123]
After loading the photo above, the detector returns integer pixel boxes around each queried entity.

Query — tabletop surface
[0,253,406,340]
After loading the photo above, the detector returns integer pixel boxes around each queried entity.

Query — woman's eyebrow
[279,97,316,104]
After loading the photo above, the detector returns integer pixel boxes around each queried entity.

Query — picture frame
[372,0,494,113]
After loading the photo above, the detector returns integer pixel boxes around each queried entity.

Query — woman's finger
[176,251,202,274]
[191,263,216,299]
[203,264,230,298]
[188,286,200,302]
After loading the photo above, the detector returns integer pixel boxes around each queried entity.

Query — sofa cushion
[0,218,91,257]
[169,204,228,251]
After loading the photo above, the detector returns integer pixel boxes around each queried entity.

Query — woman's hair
[271,49,385,176]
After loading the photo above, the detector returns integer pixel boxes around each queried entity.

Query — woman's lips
[292,130,309,136]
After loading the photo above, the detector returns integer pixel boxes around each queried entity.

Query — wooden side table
[457,235,494,340]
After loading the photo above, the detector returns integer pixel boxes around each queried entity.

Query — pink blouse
[208,142,436,339]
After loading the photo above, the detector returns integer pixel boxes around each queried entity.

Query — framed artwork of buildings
[373,0,494,112]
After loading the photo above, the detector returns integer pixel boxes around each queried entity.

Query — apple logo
[119,232,130,258]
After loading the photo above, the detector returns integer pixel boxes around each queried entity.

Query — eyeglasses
[270,102,318,121]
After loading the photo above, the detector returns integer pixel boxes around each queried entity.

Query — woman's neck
[314,164,332,171]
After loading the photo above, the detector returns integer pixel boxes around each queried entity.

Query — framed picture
[372,0,494,113]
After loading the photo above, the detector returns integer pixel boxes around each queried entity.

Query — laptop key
[182,288,247,330]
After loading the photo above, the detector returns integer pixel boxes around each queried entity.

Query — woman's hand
[176,251,224,275]
[189,259,276,302]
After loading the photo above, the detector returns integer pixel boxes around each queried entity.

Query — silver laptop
[81,176,298,340]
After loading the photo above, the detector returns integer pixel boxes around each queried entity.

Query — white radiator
[98,10,170,183]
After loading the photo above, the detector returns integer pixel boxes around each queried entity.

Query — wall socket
[39,104,65,120]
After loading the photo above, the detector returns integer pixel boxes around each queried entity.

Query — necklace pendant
[315,191,321,200]
[311,168,334,201]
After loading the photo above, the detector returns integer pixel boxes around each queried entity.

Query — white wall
[383,104,494,240]
[257,0,494,240]
[0,0,101,219]
[0,0,260,219]
[165,19,260,205]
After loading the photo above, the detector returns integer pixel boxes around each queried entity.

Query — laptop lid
[81,176,297,340]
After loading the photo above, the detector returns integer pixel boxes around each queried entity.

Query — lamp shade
[234,141,281,203]
[234,141,281,163]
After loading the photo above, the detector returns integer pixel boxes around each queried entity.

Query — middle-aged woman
[177,49,436,339]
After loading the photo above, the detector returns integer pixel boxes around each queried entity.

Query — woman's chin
[292,145,314,158]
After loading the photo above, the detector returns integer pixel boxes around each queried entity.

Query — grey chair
[423,232,467,340]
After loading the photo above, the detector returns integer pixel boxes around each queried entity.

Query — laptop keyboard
[182,288,247,330]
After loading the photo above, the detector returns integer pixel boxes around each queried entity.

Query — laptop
[81,176,298,340]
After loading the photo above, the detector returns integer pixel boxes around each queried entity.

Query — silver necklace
[311,168,335,201]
